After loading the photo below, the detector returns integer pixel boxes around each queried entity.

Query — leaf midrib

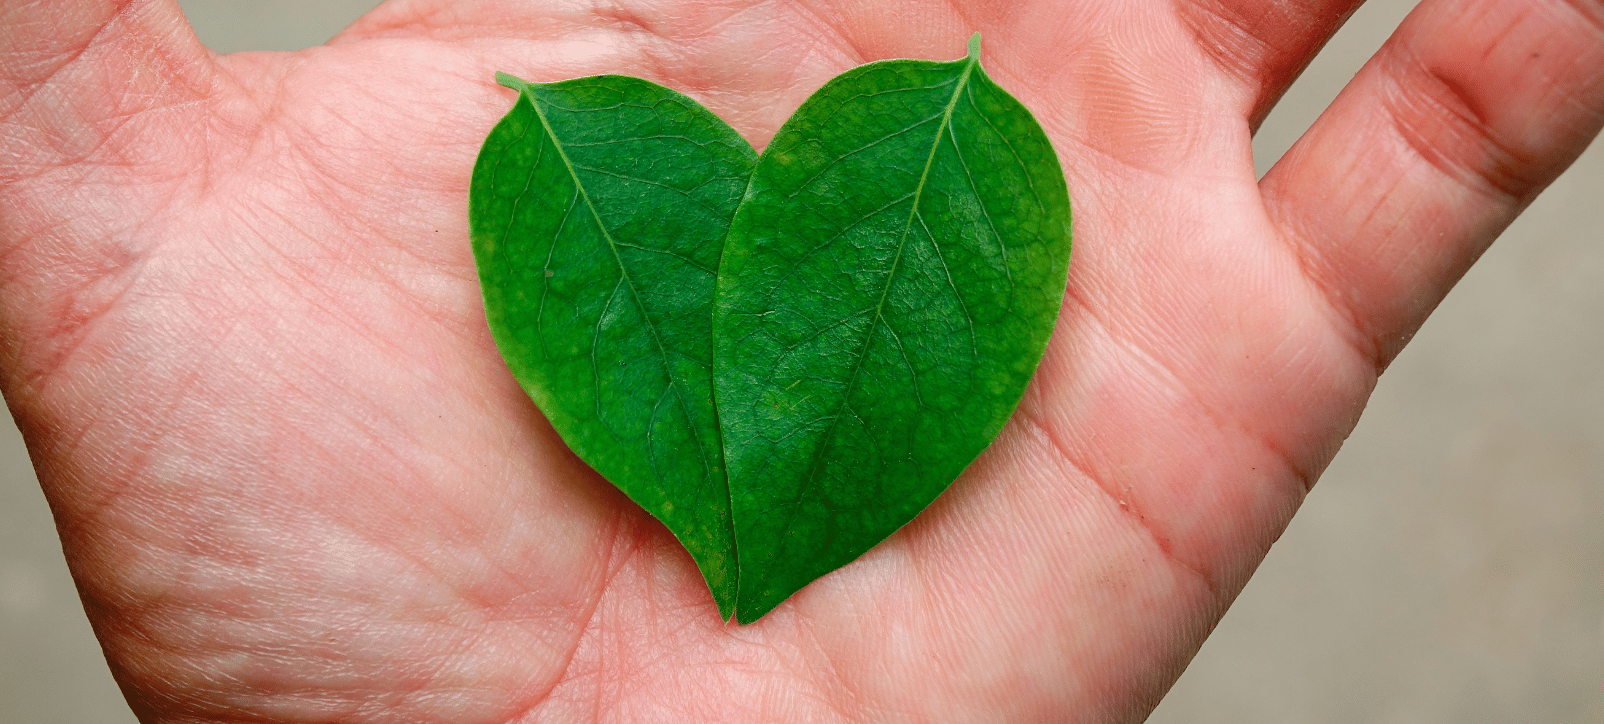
[759,54,981,569]
[521,85,718,480]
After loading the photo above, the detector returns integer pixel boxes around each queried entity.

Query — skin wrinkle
[0,99,137,184]
[0,3,122,117]
[1057,110,1203,184]
[543,504,648,716]
[85,553,276,684]
[1061,278,1314,503]
[21,245,151,391]
[365,620,508,720]
[8,175,202,396]
[226,471,551,719]
[50,380,186,534]
[2,14,210,181]
[298,431,510,576]
[64,237,577,719]
[280,93,408,190]
[1385,53,1548,201]
[1218,185,1391,432]
[1175,0,1367,130]
[793,610,869,724]
[693,1,773,42]
[10,230,195,414]
[348,2,856,145]
[235,70,415,202]
[1263,203,1391,373]
[1175,0,1287,83]
[209,264,400,396]
[1013,401,1219,601]
[593,0,662,36]
[790,0,870,65]
[1268,153,1427,366]
[744,617,848,724]
[603,8,686,94]
[246,137,480,316]
[224,208,460,376]
[544,581,791,723]
[891,432,1092,711]
[205,60,312,179]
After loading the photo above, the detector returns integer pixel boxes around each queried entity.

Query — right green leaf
[714,35,1073,622]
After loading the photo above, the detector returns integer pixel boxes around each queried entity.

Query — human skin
[1,0,1601,722]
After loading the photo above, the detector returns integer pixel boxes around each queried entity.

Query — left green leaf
[469,73,757,619]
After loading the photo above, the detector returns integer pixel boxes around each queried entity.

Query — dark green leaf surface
[469,73,756,619]
[714,36,1073,622]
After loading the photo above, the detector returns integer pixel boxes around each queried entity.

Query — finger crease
[1384,53,1553,202]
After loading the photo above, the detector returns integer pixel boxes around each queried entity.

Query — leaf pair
[469,35,1072,624]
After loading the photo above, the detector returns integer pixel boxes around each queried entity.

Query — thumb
[0,0,211,403]
[1,0,210,185]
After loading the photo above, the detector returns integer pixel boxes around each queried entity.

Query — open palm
[4,0,1600,721]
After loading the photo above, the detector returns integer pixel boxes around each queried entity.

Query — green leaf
[469,37,1071,624]
[468,73,757,619]
[714,35,1073,622]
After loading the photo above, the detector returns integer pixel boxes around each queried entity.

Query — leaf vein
[528,90,707,479]
[571,163,731,218]
[763,52,980,542]
[945,113,1013,287]
[782,114,945,199]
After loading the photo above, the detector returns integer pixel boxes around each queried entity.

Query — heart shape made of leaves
[469,35,1071,624]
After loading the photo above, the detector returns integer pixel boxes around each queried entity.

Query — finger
[1260,0,1604,368]
[1174,0,1368,128]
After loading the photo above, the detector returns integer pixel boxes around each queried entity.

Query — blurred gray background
[2,1,1599,721]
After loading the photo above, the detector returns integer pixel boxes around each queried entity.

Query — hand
[3,1,1599,721]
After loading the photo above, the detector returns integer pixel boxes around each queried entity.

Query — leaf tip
[967,32,982,62]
